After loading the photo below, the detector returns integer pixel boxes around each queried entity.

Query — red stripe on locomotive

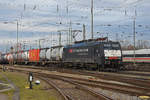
[108,57,118,59]
[69,49,73,53]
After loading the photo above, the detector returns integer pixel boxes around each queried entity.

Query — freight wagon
[0,39,123,71]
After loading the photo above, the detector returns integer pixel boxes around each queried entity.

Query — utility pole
[39,40,41,49]
[67,30,69,45]
[133,17,136,65]
[107,33,109,41]
[70,20,72,44]
[83,24,86,40]
[116,33,118,42]
[17,21,19,60]
[91,0,94,39]
[59,31,61,46]
[66,0,69,45]
[68,27,70,45]
[30,45,31,49]
[133,8,137,65]
[68,20,72,45]
[38,39,45,49]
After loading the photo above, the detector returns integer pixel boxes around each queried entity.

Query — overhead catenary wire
[0,0,149,50]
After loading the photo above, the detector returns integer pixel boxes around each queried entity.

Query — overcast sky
[0,0,150,52]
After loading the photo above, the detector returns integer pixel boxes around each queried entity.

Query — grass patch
[0,73,8,83]
[0,71,61,100]
[2,89,14,100]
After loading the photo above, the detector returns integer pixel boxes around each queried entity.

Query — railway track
[118,71,150,77]
[75,71,150,87]
[7,67,114,100]
[6,65,150,88]
[30,65,150,88]
[36,71,150,96]
[42,78,112,100]
[2,65,150,98]
[124,63,150,72]
[38,77,72,100]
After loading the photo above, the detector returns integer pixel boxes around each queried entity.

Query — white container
[7,53,13,61]
[51,47,64,61]
[21,51,29,61]
[46,48,52,60]
[40,49,47,60]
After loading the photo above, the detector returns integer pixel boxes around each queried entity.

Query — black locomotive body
[63,42,101,64]
[63,41,122,70]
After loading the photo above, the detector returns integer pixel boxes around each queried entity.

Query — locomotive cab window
[104,43,120,50]
[112,44,120,50]
[104,44,111,49]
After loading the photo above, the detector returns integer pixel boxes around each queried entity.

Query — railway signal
[28,72,33,89]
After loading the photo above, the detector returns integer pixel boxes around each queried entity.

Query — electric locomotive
[63,41,122,70]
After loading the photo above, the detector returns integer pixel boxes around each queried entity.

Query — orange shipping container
[29,49,40,62]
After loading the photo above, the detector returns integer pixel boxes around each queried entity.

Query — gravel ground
[89,87,142,100]
[50,79,100,100]
[0,93,8,100]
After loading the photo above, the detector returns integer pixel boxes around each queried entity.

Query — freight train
[122,49,150,63]
[0,39,122,71]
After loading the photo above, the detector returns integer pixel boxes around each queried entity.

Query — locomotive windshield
[104,43,120,50]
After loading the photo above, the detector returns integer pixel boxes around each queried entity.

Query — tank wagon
[122,49,150,63]
[40,48,47,61]
[0,40,122,71]
[0,54,7,64]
